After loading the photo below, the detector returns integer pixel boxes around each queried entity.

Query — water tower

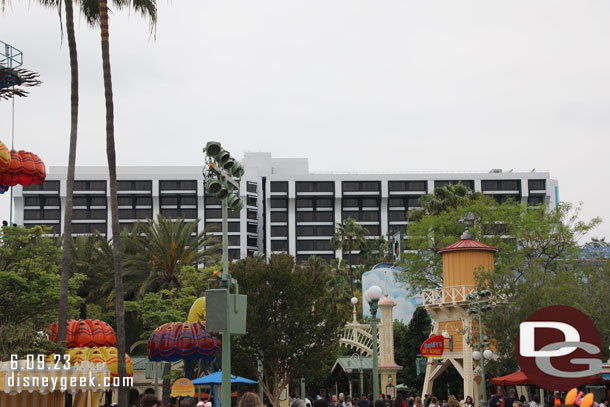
[421,230,497,401]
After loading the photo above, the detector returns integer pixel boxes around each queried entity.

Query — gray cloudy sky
[1,0,609,239]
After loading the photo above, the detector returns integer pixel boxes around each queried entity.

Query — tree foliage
[398,185,605,373]
[332,217,370,297]
[126,215,219,296]
[231,254,348,407]
[0,226,83,358]
[399,188,600,294]
[394,307,431,391]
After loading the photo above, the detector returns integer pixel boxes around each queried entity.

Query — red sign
[516,305,602,390]
[420,334,445,357]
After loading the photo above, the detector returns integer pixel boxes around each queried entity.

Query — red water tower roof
[438,238,497,254]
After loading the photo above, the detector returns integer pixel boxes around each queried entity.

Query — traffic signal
[218,149,231,164]
[230,163,245,178]
[205,178,229,199]
[205,141,222,158]
[226,193,244,211]
[203,141,245,212]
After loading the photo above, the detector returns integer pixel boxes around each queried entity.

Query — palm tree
[48,0,79,353]
[97,1,157,404]
[70,233,113,319]
[417,183,473,216]
[126,216,219,297]
[331,217,369,297]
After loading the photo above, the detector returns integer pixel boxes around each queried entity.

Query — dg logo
[516,305,602,390]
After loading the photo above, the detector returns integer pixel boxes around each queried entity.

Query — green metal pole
[301,378,305,400]
[478,307,487,407]
[371,301,379,401]
[358,351,364,394]
[154,362,158,398]
[221,199,231,407]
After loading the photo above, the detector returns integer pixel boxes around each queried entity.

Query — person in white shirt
[528,395,540,407]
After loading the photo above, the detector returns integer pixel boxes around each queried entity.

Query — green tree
[409,183,478,222]
[70,233,114,319]
[361,235,392,268]
[394,307,431,390]
[131,265,218,340]
[94,0,157,402]
[399,197,599,293]
[478,241,610,374]
[0,226,84,359]
[126,216,219,296]
[231,254,348,407]
[332,217,369,297]
[400,189,602,373]
[35,0,81,358]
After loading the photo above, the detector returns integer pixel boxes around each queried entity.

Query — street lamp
[203,142,245,407]
[365,285,383,400]
[386,375,395,398]
[467,290,494,407]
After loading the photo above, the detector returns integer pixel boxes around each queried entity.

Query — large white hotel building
[13,152,558,262]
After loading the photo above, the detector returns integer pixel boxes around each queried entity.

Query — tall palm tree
[97,1,156,404]
[331,217,369,298]
[49,0,79,353]
[126,216,219,297]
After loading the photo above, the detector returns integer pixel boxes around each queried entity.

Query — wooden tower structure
[421,231,497,401]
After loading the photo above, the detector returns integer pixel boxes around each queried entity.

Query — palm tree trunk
[348,238,354,298]
[57,0,79,352]
[99,1,127,405]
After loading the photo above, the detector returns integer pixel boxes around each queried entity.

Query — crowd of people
[132,388,609,407]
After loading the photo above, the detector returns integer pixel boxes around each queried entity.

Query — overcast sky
[1,1,609,239]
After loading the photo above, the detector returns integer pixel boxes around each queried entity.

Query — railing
[0,40,23,68]
[422,285,476,306]
[339,322,382,356]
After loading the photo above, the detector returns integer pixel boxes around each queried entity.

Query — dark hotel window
[528,179,546,191]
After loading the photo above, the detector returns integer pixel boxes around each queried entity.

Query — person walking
[463,397,474,407]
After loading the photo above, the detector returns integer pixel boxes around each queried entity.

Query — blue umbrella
[192,371,258,385]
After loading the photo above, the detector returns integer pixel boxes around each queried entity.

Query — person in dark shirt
[489,390,504,407]
[504,389,518,407]
[358,394,371,407]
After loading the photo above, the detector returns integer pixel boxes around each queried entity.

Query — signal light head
[223,158,236,170]
[205,141,222,157]
[230,197,244,211]
[216,187,229,199]
[230,163,245,178]
[218,149,230,164]
[205,178,223,195]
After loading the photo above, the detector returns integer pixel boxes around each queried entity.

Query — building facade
[13,152,558,260]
